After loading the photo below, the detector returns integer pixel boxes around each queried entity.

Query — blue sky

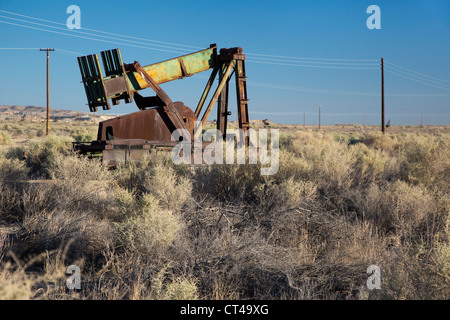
[1,0,449,125]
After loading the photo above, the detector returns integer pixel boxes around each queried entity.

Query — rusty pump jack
[74,44,250,165]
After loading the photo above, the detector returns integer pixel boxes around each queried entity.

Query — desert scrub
[379,238,450,300]
[350,143,401,186]
[48,152,110,181]
[254,176,317,212]
[115,152,192,211]
[150,266,198,300]
[72,128,95,142]
[0,262,35,300]
[360,132,399,153]
[289,132,354,195]
[0,156,29,182]
[5,135,73,179]
[114,192,181,253]
[6,182,114,262]
[194,162,264,203]
[44,153,115,220]
[0,130,11,145]
[357,180,446,243]
[399,133,450,191]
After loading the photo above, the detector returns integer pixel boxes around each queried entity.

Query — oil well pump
[74,44,250,165]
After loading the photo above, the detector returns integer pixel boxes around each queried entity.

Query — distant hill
[0,106,284,128]
[0,105,116,122]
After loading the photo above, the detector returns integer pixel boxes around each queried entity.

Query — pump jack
[74,44,250,165]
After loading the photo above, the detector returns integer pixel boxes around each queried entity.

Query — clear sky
[1,0,449,125]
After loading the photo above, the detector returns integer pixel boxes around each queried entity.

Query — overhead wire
[245,59,379,70]
[2,9,450,100]
[0,47,41,50]
[249,81,450,97]
[385,60,450,85]
[0,47,86,56]
[384,63,450,89]
[247,55,379,66]
[0,9,202,50]
[0,16,192,54]
[0,20,191,55]
[384,67,450,91]
[249,81,380,96]
[0,9,380,65]
[246,51,379,62]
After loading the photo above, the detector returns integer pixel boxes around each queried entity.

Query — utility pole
[318,104,322,131]
[40,48,55,136]
[303,112,306,128]
[381,57,385,134]
[363,112,365,131]
[421,113,423,127]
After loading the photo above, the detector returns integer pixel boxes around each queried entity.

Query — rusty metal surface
[97,102,196,142]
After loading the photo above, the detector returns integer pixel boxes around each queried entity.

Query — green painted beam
[125,46,217,91]
[79,46,218,111]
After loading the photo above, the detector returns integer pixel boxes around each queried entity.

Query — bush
[114,193,181,253]
[8,202,113,264]
[8,135,73,179]
[360,132,398,153]
[0,130,11,145]
[379,238,450,300]
[400,134,450,191]
[350,143,400,186]
[115,152,192,211]
[72,128,95,142]
[150,266,198,300]
[357,180,445,242]
[0,157,29,182]
[48,152,110,181]
[194,163,263,203]
[36,128,44,137]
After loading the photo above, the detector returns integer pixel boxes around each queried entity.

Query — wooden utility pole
[381,57,385,134]
[303,112,306,128]
[421,113,423,127]
[318,104,322,131]
[363,112,365,131]
[40,48,54,135]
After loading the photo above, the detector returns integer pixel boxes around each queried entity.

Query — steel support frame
[194,53,249,144]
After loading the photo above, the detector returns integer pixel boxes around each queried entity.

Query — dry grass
[0,121,448,300]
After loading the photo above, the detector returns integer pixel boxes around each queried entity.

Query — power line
[0,9,382,64]
[0,15,194,54]
[247,55,379,66]
[246,59,379,70]
[385,68,450,91]
[0,47,41,50]
[0,47,85,56]
[55,48,86,56]
[246,52,378,62]
[385,60,450,85]
[249,81,450,97]
[384,64,450,90]
[0,20,190,54]
[249,81,380,96]
[0,9,201,50]
[0,17,380,70]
